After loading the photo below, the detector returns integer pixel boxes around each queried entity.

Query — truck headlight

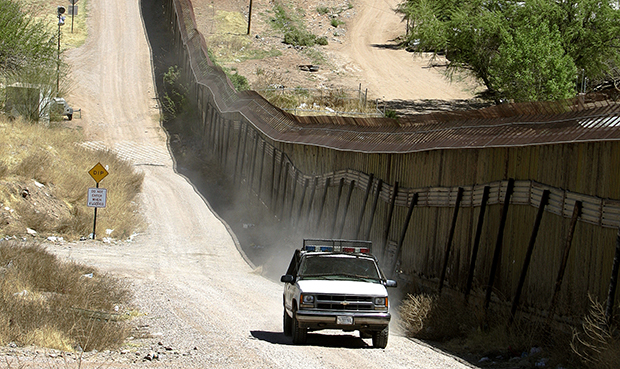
[301,294,314,304]
[374,297,387,307]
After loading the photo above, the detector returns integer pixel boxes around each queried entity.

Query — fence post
[465,186,490,302]
[305,177,318,233]
[271,151,283,210]
[484,178,515,312]
[278,162,289,221]
[546,200,582,327]
[212,115,220,157]
[223,121,232,168]
[391,192,418,277]
[364,179,383,241]
[256,141,266,202]
[218,117,225,160]
[337,180,356,239]
[355,174,374,239]
[232,123,243,185]
[331,178,345,237]
[605,226,620,326]
[439,187,464,294]
[206,104,213,146]
[295,178,309,230]
[510,189,550,325]
[315,178,331,234]
[381,182,399,262]
[269,147,277,208]
[247,133,259,195]
[209,110,217,154]
[239,127,250,187]
[219,119,227,165]
[287,170,299,223]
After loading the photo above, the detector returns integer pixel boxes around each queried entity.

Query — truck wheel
[283,310,292,336]
[292,310,307,344]
[372,325,389,349]
[67,114,73,121]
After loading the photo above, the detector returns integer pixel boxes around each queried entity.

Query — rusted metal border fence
[162,0,620,321]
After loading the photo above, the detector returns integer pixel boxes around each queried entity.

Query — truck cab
[280,239,397,348]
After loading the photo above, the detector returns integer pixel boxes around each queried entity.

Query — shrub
[571,296,620,369]
[228,71,250,91]
[317,6,330,15]
[330,18,344,27]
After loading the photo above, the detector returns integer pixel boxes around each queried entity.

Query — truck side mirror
[280,274,294,283]
[385,279,397,288]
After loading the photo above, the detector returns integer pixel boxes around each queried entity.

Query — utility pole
[247,0,253,35]
[56,6,66,96]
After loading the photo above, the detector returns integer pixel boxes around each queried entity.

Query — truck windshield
[299,254,381,281]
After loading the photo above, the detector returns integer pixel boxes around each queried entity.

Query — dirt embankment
[194,0,487,114]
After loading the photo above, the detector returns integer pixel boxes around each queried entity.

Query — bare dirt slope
[3,0,476,367]
[197,0,480,104]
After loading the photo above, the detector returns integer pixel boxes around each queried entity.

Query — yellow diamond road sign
[89,163,108,183]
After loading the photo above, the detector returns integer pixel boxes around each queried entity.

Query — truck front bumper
[295,310,390,331]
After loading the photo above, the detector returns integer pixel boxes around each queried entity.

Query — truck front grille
[315,294,374,311]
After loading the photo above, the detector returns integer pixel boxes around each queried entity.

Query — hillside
[192,0,488,114]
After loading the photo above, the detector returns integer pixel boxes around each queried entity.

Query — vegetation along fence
[162,0,620,323]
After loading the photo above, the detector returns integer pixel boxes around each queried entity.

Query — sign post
[88,163,108,239]
[69,0,79,33]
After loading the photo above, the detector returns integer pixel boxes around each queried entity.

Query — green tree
[0,0,60,88]
[397,0,620,102]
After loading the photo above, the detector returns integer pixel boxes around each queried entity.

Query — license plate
[337,316,353,325]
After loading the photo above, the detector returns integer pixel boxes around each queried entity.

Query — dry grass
[0,117,144,240]
[398,293,481,342]
[254,69,380,116]
[205,10,281,65]
[399,292,620,368]
[0,241,131,351]
[571,296,620,369]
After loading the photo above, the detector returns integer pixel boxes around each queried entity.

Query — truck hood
[297,279,387,296]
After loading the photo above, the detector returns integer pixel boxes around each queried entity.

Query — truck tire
[283,310,292,336]
[292,309,307,345]
[67,114,73,121]
[372,325,389,349]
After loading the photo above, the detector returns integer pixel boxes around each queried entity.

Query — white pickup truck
[280,239,397,348]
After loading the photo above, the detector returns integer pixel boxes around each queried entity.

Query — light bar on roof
[302,239,372,254]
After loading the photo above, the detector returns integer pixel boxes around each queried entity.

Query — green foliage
[384,109,398,119]
[315,36,328,46]
[225,69,250,91]
[397,0,620,102]
[490,18,576,102]
[0,0,61,92]
[317,6,330,15]
[331,18,345,27]
[271,2,328,47]
[162,66,188,118]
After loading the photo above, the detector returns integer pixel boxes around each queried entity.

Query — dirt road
[338,0,479,101]
[32,0,478,367]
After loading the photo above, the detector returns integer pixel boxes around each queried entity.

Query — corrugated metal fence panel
[167,0,620,318]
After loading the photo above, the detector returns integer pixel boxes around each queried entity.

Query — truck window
[299,255,381,281]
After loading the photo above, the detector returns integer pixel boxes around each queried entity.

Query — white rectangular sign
[87,188,107,208]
